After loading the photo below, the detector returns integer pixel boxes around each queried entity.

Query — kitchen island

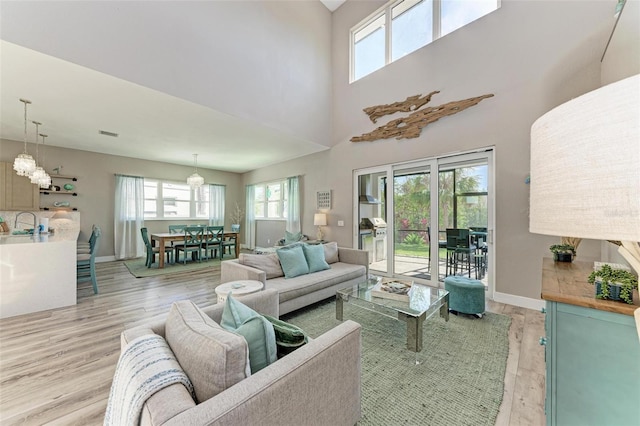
[0,230,78,319]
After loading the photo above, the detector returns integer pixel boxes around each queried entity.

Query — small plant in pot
[588,264,638,304]
[549,244,576,262]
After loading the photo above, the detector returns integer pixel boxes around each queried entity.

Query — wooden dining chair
[202,226,224,260]
[174,226,204,264]
[222,232,238,258]
[77,226,101,294]
[141,227,174,267]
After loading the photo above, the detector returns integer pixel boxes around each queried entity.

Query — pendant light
[187,153,204,189]
[30,121,47,184]
[13,99,37,176]
[38,134,51,189]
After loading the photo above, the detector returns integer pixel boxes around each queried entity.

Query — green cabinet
[544,301,640,426]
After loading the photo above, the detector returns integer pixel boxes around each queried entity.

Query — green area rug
[123,256,227,278]
[282,300,511,425]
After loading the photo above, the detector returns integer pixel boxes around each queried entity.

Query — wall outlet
[337,220,345,227]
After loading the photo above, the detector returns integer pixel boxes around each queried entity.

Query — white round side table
[215,280,264,303]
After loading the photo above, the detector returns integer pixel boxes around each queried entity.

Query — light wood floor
[0,261,545,425]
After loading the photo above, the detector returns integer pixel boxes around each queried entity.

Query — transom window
[351,0,500,82]
[253,180,289,219]
[144,179,211,219]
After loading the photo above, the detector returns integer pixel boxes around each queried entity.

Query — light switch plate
[337,220,344,227]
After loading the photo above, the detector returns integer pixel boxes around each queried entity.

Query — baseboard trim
[493,291,545,311]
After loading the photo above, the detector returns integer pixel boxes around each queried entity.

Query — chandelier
[187,153,204,189]
[13,99,36,176]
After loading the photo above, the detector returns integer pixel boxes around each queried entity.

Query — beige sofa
[221,246,369,315]
[120,289,362,426]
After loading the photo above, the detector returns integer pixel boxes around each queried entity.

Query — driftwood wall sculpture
[351,92,494,143]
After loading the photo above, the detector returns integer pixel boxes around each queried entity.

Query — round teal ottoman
[444,276,485,318]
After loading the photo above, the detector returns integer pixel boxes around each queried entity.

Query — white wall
[0,1,333,146]
[245,0,616,300]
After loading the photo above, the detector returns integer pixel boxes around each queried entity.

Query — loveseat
[220,243,369,315]
[119,289,362,426]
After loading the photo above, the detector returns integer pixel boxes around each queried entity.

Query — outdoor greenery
[393,166,487,246]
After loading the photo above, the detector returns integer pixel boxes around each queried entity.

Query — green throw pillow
[220,295,277,374]
[276,244,310,278]
[263,315,308,347]
[302,243,330,273]
[284,230,303,245]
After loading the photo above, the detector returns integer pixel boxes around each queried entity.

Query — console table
[540,258,640,426]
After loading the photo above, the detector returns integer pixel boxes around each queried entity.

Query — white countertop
[0,229,79,245]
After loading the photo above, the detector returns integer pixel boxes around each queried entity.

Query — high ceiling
[0,41,329,174]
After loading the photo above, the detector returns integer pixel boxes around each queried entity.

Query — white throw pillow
[239,253,284,279]
[323,242,339,264]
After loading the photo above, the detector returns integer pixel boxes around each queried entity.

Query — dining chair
[77,224,98,254]
[202,226,224,260]
[77,226,101,294]
[222,232,238,258]
[174,226,204,264]
[168,225,187,234]
[141,227,174,268]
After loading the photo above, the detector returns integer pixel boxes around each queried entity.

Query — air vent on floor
[98,130,119,137]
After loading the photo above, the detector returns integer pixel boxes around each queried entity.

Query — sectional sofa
[220,243,369,315]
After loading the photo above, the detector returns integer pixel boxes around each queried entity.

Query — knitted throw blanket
[104,334,195,426]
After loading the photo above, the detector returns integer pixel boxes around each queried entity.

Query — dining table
[150,231,240,269]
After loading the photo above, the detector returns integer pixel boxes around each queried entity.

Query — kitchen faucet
[14,211,37,231]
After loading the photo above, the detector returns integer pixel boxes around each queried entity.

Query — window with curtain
[143,178,223,220]
[114,174,145,260]
[208,184,225,226]
[252,180,289,219]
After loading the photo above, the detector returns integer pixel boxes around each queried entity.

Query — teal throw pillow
[302,243,330,273]
[276,244,310,278]
[284,230,303,245]
[221,295,277,374]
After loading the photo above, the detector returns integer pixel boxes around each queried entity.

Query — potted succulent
[588,264,638,304]
[549,244,576,262]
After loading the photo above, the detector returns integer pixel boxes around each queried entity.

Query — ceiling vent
[98,130,119,137]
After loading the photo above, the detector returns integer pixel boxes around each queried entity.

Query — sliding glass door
[354,150,494,294]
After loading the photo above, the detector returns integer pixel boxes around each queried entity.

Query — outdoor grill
[360,217,387,262]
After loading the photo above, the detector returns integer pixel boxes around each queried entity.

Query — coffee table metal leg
[336,294,344,321]
[399,312,425,352]
[440,294,450,322]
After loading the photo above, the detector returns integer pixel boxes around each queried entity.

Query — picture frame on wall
[317,190,331,210]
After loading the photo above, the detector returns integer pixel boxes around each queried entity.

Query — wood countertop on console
[541,257,639,316]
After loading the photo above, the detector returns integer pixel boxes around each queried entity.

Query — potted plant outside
[549,244,576,262]
[588,264,638,304]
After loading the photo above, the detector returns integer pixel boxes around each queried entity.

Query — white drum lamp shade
[530,73,640,272]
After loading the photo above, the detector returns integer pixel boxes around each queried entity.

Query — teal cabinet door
[546,302,640,426]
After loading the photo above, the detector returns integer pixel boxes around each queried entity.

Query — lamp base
[316,227,324,242]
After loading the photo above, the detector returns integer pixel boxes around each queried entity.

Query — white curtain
[208,184,225,226]
[245,185,256,249]
[114,174,145,260]
[286,176,301,234]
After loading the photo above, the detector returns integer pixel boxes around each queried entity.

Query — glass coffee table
[336,278,449,353]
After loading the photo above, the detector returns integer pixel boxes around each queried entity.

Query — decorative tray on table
[371,278,414,302]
